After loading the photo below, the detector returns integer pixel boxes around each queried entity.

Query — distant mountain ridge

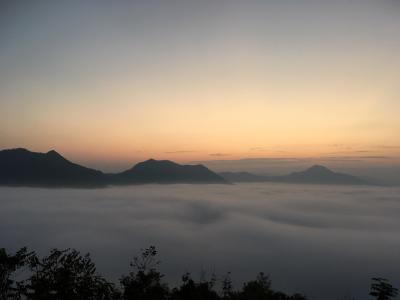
[281,165,367,184]
[0,148,106,187]
[220,165,369,186]
[0,148,373,187]
[0,148,226,187]
[111,158,226,184]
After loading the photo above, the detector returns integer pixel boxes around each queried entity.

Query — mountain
[0,149,226,187]
[279,165,368,185]
[219,165,369,186]
[0,148,368,187]
[0,148,106,187]
[111,159,226,184]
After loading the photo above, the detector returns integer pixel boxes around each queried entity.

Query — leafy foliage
[0,247,34,300]
[239,272,272,300]
[370,278,398,300]
[170,272,219,300]
[9,245,396,300]
[25,248,117,300]
[120,246,169,300]
[222,272,234,299]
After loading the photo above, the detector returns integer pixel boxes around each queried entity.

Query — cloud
[374,145,400,149]
[165,150,198,154]
[1,184,400,300]
[209,153,230,157]
[325,150,375,155]
[321,156,393,160]
[250,147,267,151]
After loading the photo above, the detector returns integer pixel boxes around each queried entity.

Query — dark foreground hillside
[1,246,396,300]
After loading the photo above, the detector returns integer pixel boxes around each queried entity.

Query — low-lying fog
[1,183,400,299]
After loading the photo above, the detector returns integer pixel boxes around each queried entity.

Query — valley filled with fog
[1,183,400,299]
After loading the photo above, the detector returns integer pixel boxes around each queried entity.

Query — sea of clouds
[1,183,400,299]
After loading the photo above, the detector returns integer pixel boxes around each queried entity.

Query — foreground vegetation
[0,246,397,300]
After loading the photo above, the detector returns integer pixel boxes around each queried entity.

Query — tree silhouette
[239,272,273,300]
[1,246,313,300]
[25,248,117,300]
[170,272,219,300]
[370,278,398,300]
[0,247,33,300]
[222,272,235,299]
[120,246,168,300]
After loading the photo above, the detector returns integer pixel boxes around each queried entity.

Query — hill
[0,148,106,187]
[219,165,369,186]
[0,149,226,187]
[111,159,226,184]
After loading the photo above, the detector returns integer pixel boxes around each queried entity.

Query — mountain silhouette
[111,159,226,184]
[0,149,226,187]
[220,165,369,186]
[0,148,106,187]
[280,165,367,185]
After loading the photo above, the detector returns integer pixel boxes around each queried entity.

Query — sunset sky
[1,0,399,171]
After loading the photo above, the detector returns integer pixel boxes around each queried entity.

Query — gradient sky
[1,0,399,171]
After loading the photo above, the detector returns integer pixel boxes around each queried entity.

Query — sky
[1,0,399,171]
